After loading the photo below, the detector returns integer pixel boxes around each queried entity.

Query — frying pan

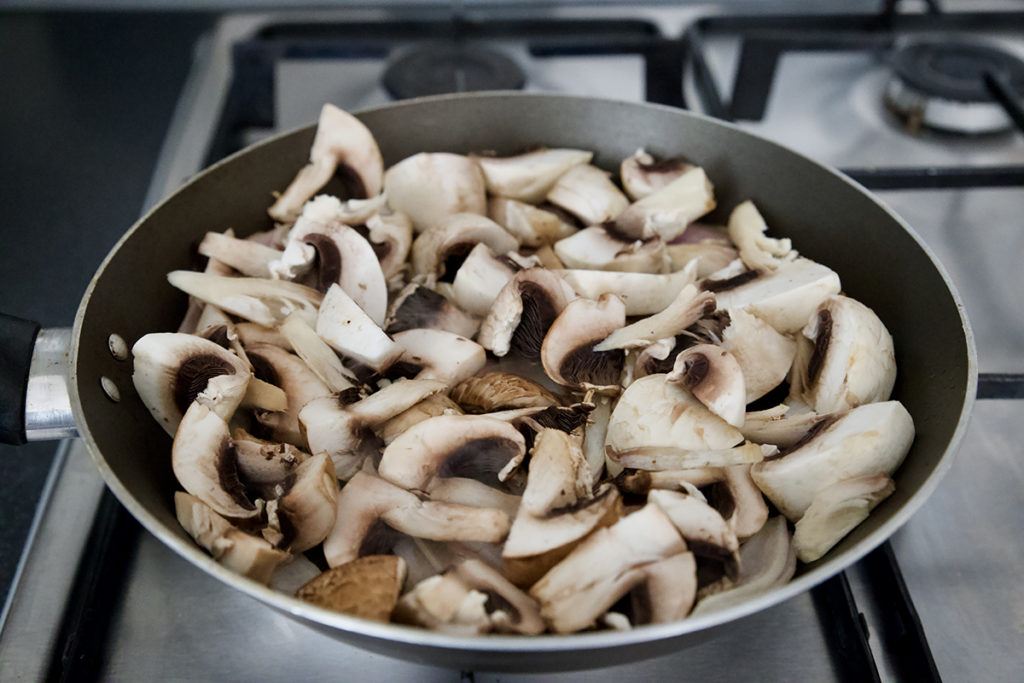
[0,93,975,671]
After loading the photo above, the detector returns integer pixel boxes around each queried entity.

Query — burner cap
[383,43,526,100]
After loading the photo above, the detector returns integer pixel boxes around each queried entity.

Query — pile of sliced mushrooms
[135,104,915,635]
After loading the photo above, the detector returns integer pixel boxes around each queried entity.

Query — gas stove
[3,3,1022,681]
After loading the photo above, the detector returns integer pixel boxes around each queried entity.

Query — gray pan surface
[68,93,975,671]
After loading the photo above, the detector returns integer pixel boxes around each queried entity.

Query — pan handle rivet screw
[108,333,129,361]
[100,376,121,402]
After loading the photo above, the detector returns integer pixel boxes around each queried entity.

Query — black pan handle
[0,313,42,444]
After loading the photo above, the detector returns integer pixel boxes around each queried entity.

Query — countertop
[0,10,213,606]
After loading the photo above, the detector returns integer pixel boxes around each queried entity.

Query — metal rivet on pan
[100,376,121,402]
[108,333,129,361]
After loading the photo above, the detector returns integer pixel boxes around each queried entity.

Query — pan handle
[0,313,77,445]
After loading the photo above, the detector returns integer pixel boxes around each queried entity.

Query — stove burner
[382,43,526,100]
[884,41,1024,134]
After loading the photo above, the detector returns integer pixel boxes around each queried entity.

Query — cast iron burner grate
[382,43,526,100]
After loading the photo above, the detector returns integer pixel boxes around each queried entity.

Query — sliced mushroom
[788,295,897,415]
[231,428,308,486]
[427,477,521,520]
[167,271,323,328]
[322,471,510,567]
[614,166,716,241]
[585,394,614,481]
[530,502,686,633]
[474,148,593,202]
[450,243,525,317]
[553,225,667,273]
[545,164,629,226]
[376,393,464,445]
[295,555,407,622]
[478,268,577,360]
[718,307,796,402]
[385,283,478,338]
[235,322,293,351]
[365,210,414,289]
[198,231,284,279]
[648,489,739,575]
[630,551,698,625]
[740,405,826,449]
[175,492,288,584]
[377,414,527,492]
[620,149,695,201]
[521,428,593,517]
[750,401,914,520]
[713,464,770,540]
[558,266,697,316]
[792,473,895,562]
[410,213,519,281]
[452,559,545,635]
[393,572,491,635]
[391,329,486,385]
[728,200,796,272]
[268,103,383,222]
[278,312,356,393]
[383,152,487,232]
[666,344,747,428]
[489,197,578,247]
[666,238,739,279]
[264,452,338,553]
[246,343,332,447]
[449,372,558,414]
[593,284,716,351]
[540,293,626,391]
[316,283,404,373]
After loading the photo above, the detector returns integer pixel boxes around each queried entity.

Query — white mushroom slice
[198,232,284,278]
[450,243,523,317]
[246,343,332,447]
[378,415,527,491]
[667,344,747,428]
[316,283,403,373]
[585,394,613,481]
[614,468,723,495]
[178,230,236,334]
[633,337,676,380]
[172,397,258,519]
[719,307,797,402]
[559,266,697,316]
[167,271,323,328]
[278,312,356,392]
[620,149,695,201]
[365,210,414,287]
[553,226,667,273]
[323,471,510,567]
[385,284,478,339]
[478,268,578,359]
[614,442,768,471]
[793,474,895,562]
[266,453,339,553]
[545,164,629,226]
[427,478,521,519]
[489,197,579,247]
[704,257,841,334]
[175,492,287,584]
[391,329,486,386]
[691,515,796,616]
[728,200,796,272]
[614,167,716,241]
[235,322,293,351]
[231,428,308,486]
[540,293,626,391]
[648,489,739,570]
[268,103,383,222]
[750,401,914,520]
[530,502,685,633]
[376,394,464,445]
[631,552,698,624]
[410,213,519,279]
[715,464,770,540]
[131,332,251,436]
[522,429,592,517]
[740,405,825,449]
[453,559,546,635]
[594,284,716,351]
[666,239,739,278]
[383,152,487,232]
[393,573,491,635]
[502,484,622,588]
[474,148,593,202]
[449,372,557,414]
[789,295,897,415]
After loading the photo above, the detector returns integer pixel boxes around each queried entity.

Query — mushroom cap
[391,329,486,386]
[558,266,697,316]
[478,267,578,359]
[619,149,695,201]
[792,473,895,562]
[410,212,519,279]
[489,197,579,247]
[545,164,630,226]
[474,148,593,203]
[553,225,667,273]
[296,555,407,622]
[540,293,626,390]
[383,152,487,232]
[613,166,716,241]
[666,343,747,428]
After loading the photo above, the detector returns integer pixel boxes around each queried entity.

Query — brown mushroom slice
[385,283,478,339]
[666,344,747,428]
[521,429,593,517]
[530,502,686,633]
[552,225,667,273]
[648,489,739,575]
[198,231,284,278]
[489,197,579,247]
[231,428,308,486]
[393,573,491,635]
[278,312,356,392]
[450,372,558,414]
[167,271,323,328]
[666,239,739,279]
[792,473,895,562]
[630,551,698,625]
[365,210,414,289]
[545,164,630,226]
[751,401,914,521]
[376,394,464,445]
[719,308,797,403]
[728,200,796,272]
[268,103,383,222]
[322,471,510,567]
[264,452,339,553]
[614,166,716,241]
[594,284,716,351]
[478,268,577,360]
[474,148,593,203]
[427,477,521,519]
[541,293,626,391]
[391,329,486,386]
[502,483,622,588]
[175,492,288,585]
[559,266,697,316]
[410,212,519,280]
[450,243,525,317]
[246,343,332,447]
[453,559,545,635]
[132,332,251,436]
[296,555,407,622]
[691,516,796,616]
[789,295,897,415]
[620,149,695,201]
[383,152,487,233]
[377,414,527,491]
[316,283,403,373]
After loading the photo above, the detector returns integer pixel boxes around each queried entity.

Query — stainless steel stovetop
[3,3,1023,681]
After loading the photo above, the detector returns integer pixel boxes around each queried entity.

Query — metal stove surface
[4,4,1024,681]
